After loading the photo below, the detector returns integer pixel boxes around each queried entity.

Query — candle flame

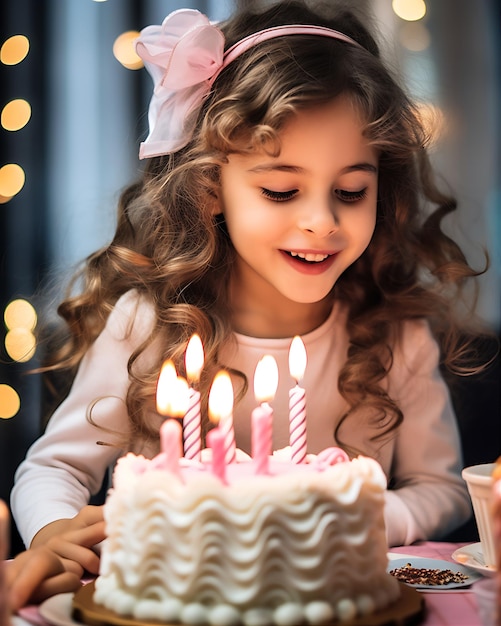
[185,333,204,384]
[254,355,279,403]
[156,360,177,416]
[208,371,234,424]
[156,360,189,417]
[289,336,307,383]
[170,376,190,418]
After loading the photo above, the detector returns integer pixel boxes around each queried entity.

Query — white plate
[38,592,83,626]
[452,542,497,578]
[387,557,482,589]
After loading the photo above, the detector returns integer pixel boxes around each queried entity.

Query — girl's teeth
[290,251,329,262]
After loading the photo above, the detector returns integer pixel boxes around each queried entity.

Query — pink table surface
[14,542,486,626]
[391,541,483,626]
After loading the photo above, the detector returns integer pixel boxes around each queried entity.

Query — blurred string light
[0,384,20,420]
[1,36,37,423]
[4,299,37,333]
[113,30,142,70]
[1,34,30,205]
[392,0,443,145]
[392,0,437,144]
[0,34,29,65]
[0,163,25,204]
[4,299,37,363]
[1,299,37,419]
[392,0,427,21]
[1,99,31,131]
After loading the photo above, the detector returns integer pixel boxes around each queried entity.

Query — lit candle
[288,336,307,464]
[208,372,233,482]
[156,360,189,475]
[183,334,204,460]
[252,355,278,475]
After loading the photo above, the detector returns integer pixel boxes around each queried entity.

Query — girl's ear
[210,193,224,216]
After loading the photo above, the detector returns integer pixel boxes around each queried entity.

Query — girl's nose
[297,198,338,238]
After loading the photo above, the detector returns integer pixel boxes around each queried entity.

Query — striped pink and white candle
[183,334,204,460]
[288,336,307,464]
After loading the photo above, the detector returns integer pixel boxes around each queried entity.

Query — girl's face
[219,96,378,337]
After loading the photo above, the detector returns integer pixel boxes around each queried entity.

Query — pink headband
[136,9,361,159]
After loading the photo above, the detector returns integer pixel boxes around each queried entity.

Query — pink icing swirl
[313,447,349,470]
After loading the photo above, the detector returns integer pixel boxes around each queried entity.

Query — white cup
[462,463,496,568]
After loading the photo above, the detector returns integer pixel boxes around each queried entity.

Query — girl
[11,0,486,573]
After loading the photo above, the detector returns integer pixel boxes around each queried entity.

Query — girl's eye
[335,188,367,203]
[261,188,298,202]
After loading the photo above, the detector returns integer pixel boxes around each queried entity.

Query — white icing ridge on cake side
[94,453,400,625]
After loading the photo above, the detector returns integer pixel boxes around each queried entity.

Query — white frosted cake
[93,436,400,626]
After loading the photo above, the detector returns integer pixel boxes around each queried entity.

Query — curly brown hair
[41,0,488,452]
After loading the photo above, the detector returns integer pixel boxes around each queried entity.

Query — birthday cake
[92,423,400,626]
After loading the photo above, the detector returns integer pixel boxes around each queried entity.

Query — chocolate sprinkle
[389,562,469,586]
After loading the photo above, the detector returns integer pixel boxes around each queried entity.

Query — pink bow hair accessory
[136,9,224,158]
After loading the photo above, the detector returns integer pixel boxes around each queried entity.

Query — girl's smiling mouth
[280,249,338,274]
[287,250,331,263]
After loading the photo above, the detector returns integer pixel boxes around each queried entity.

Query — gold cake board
[73,580,425,626]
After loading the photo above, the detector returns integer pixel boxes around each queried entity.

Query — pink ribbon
[135,9,224,158]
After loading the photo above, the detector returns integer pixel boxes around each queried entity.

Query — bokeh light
[0,163,25,198]
[5,328,36,362]
[4,299,37,331]
[0,35,29,65]
[113,31,142,70]
[4,299,38,363]
[1,98,32,131]
[0,384,21,419]
[416,102,447,148]
[392,0,427,22]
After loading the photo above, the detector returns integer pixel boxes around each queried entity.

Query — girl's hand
[1,499,81,614]
[31,505,106,575]
[6,547,81,612]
